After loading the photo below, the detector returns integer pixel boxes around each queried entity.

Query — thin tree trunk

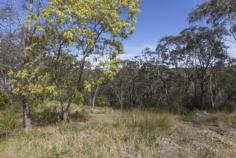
[22,95,32,132]
[92,86,99,109]
[60,96,74,121]
[210,74,215,109]
[118,96,123,110]
[21,0,34,131]
[88,93,92,107]
[59,100,66,121]
[60,109,69,121]
[92,96,96,109]
[200,79,206,108]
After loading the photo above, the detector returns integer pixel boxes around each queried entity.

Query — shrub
[0,92,8,107]
[74,91,84,105]
[34,106,59,126]
[70,108,89,122]
[218,101,235,112]
[170,104,191,115]
[0,111,17,130]
[96,96,110,107]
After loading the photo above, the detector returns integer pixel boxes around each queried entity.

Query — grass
[0,104,177,158]
[0,103,236,158]
[122,110,176,146]
[187,110,236,128]
[0,110,18,130]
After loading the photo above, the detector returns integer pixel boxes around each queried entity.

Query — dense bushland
[0,0,235,157]
[0,0,235,131]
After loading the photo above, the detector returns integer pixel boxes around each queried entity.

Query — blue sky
[3,0,235,58]
[122,0,206,59]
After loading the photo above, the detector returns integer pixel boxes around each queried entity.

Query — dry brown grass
[0,107,177,158]
[189,110,236,128]
[0,105,236,158]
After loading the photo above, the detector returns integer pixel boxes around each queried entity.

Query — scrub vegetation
[0,0,236,157]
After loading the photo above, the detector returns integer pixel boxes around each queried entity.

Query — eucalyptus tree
[189,0,236,42]
[8,0,38,131]
[136,50,177,108]
[43,52,80,120]
[83,55,120,109]
[157,27,228,109]
[8,0,58,130]
[0,2,23,95]
[109,60,130,108]
[110,60,140,108]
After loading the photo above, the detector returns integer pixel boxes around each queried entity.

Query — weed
[0,110,18,130]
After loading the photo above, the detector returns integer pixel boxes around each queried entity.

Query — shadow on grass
[69,109,89,122]
[32,107,60,126]
[32,107,89,127]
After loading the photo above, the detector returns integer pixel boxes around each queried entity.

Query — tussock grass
[188,110,236,128]
[0,106,236,158]
[124,110,176,131]
[0,110,18,130]
[121,110,176,147]
[0,107,177,158]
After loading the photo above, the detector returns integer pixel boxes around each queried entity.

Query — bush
[33,106,59,126]
[70,108,89,122]
[218,101,235,112]
[74,91,84,105]
[0,111,17,130]
[96,96,110,107]
[170,104,191,115]
[0,92,8,107]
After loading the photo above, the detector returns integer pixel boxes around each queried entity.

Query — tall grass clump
[123,110,176,145]
[0,92,8,108]
[0,110,18,131]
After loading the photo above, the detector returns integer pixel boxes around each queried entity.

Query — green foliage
[125,110,174,146]
[74,91,84,105]
[231,116,236,128]
[218,101,235,112]
[0,92,8,108]
[40,0,140,42]
[47,145,75,158]
[33,0,140,116]
[46,53,80,107]
[189,0,236,27]
[0,111,17,130]
[170,104,190,116]
[33,106,59,126]
[129,114,173,134]
[8,67,57,97]
[96,96,110,107]
[83,57,121,106]
[70,108,89,122]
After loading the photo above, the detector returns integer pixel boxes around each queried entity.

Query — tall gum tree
[156,27,228,108]
[83,53,121,109]
[189,0,236,42]
[9,0,54,131]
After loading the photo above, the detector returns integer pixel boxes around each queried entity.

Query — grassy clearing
[0,103,236,158]
[185,110,236,128]
[0,104,177,158]
[122,110,176,141]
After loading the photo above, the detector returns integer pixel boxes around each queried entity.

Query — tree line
[106,0,236,111]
